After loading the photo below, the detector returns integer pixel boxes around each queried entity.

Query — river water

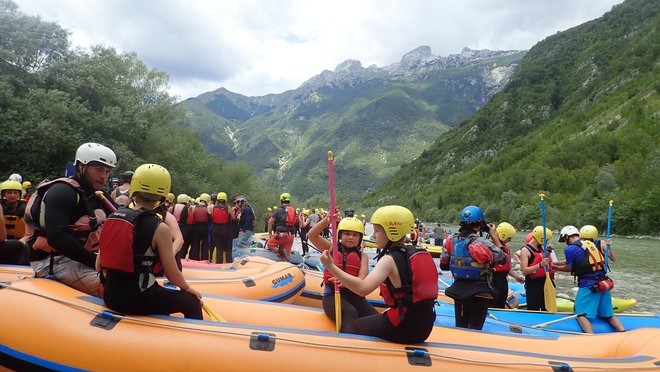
[291,224,660,314]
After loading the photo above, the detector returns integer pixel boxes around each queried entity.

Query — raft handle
[250,332,276,352]
[405,347,431,367]
[90,311,121,330]
[549,361,573,371]
[243,278,256,287]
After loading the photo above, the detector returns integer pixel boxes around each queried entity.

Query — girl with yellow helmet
[309,214,377,332]
[320,205,438,343]
[98,164,202,319]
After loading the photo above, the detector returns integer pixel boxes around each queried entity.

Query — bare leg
[605,316,625,332]
[577,316,594,334]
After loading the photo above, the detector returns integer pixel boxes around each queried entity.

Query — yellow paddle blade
[544,272,557,313]
[202,304,228,323]
[334,292,342,332]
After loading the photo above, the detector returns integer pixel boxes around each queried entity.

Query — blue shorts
[574,287,614,318]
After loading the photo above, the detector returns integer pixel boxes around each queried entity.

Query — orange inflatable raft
[1,278,659,371]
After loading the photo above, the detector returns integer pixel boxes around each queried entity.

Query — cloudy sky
[14,0,624,100]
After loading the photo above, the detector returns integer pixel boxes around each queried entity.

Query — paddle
[95,191,117,213]
[202,303,228,322]
[328,151,341,332]
[605,200,613,272]
[530,312,587,328]
[539,194,557,313]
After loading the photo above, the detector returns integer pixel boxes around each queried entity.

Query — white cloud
[13,0,624,99]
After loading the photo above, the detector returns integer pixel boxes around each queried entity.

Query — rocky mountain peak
[334,59,363,74]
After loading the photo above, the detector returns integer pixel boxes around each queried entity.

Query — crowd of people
[1,142,622,342]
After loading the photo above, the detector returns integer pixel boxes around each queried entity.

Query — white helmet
[75,143,117,168]
[559,225,579,242]
[8,173,22,183]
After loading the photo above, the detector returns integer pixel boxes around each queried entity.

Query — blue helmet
[460,206,484,223]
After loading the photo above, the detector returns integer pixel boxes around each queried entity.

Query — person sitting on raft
[320,205,438,344]
[308,214,377,333]
[97,164,202,319]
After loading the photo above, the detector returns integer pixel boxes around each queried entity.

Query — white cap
[559,225,579,242]
[8,173,22,183]
[75,143,117,168]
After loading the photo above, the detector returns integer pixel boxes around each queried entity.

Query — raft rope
[1,280,658,370]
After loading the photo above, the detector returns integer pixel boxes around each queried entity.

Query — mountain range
[182,47,525,203]
[365,0,659,234]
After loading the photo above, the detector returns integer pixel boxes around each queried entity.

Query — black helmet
[122,171,134,183]
[210,193,218,202]
[344,208,355,217]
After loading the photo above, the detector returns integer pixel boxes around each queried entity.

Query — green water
[507,234,660,313]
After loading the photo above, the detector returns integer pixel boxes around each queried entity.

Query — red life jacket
[379,245,438,326]
[185,207,194,225]
[25,177,107,253]
[285,205,296,227]
[192,205,209,223]
[524,243,550,279]
[99,208,163,289]
[493,244,512,272]
[172,203,185,222]
[323,245,361,285]
[212,204,230,224]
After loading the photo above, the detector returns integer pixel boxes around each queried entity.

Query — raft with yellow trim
[1,278,660,371]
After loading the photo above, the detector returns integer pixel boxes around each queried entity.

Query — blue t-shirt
[239,206,255,232]
[564,241,604,288]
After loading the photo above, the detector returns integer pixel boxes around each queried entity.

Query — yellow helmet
[217,192,227,202]
[199,193,211,204]
[273,205,278,210]
[166,193,175,203]
[267,207,272,212]
[1,180,23,193]
[370,205,415,242]
[579,225,598,240]
[361,214,366,219]
[177,194,190,203]
[531,226,552,244]
[496,222,516,241]
[338,217,365,236]
[22,181,31,189]
[130,164,171,198]
[302,209,310,215]
[194,198,200,204]
[280,192,291,202]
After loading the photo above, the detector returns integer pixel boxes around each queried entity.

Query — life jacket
[493,244,512,272]
[99,207,163,290]
[523,243,549,280]
[323,244,361,285]
[113,186,130,199]
[571,239,606,278]
[192,205,209,224]
[378,245,438,326]
[172,203,185,223]
[274,205,296,231]
[1,200,27,239]
[449,236,492,281]
[185,207,194,225]
[24,178,107,253]
[212,204,230,224]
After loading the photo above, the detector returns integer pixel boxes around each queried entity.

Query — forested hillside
[366,0,659,234]
[0,1,275,208]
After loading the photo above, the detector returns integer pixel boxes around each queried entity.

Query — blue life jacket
[449,237,486,281]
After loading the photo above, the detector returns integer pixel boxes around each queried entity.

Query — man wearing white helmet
[8,173,22,183]
[26,143,118,297]
[553,225,625,333]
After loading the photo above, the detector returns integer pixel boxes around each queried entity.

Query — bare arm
[267,216,276,235]
[307,214,331,252]
[320,250,395,297]
[358,252,370,279]
[154,223,201,300]
[164,212,183,254]
[602,240,616,262]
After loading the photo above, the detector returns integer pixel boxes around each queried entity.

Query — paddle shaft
[328,151,341,332]
[539,194,557,313]
[95,191,117,213]
[531,312,587,328]
[202,303,227,322]
[605,200,613,271]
